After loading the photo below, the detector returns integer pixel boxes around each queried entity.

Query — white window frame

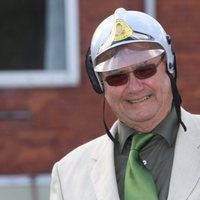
[0,0,80,88]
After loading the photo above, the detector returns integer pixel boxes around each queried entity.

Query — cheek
[104,85,118,102]
[144,66,172,100]
[154,73,172,103]
[104,84,124,107]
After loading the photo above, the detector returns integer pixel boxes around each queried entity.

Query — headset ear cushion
[85,47,103,94]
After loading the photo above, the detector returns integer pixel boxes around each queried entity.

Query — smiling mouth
[127,95,152,104]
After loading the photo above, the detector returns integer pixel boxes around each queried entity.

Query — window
[0,0,80,88]
[0,174,50,200]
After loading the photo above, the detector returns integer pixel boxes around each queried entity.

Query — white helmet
[90,8,175,74]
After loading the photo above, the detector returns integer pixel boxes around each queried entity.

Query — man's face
[102,55,173,132]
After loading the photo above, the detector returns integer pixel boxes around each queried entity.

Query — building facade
[0,0,199,199]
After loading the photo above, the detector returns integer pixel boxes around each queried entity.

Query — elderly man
[50,8,200,200]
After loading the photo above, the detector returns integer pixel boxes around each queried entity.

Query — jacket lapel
[168,109,200,200]
[90,122,120,200]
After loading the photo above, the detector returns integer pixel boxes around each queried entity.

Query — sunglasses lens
[104,63,158,86]
[105,73,129,86]
[134,64,157,79]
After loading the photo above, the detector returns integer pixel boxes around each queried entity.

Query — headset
[85,47,104,94]
[85,47,119,143]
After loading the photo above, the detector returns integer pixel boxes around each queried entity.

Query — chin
[126,109,159,123]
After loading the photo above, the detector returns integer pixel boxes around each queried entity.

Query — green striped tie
[124,133,158,200]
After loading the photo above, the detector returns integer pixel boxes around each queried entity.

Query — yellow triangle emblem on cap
[112,19,133,41]
[99,19,133,53]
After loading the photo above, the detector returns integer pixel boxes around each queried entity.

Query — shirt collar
[117,120,134,152]
[117,107,179,153]
[153,106,178,146]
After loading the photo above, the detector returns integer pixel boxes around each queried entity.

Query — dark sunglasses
[103,54,165,87]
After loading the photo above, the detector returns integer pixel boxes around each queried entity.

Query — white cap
[90,8,174,74]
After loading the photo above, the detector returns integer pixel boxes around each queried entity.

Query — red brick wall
[157,1,200,112]
[0,0,199,174]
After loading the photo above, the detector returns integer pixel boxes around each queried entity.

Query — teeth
[128,95,151,104]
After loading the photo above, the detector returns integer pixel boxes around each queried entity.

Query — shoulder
[58,134,107,165]
[50,134,112,199]
[50,135,109,185]
[56,120,119,168]
[181,107,200,130]
[181,107,200,121]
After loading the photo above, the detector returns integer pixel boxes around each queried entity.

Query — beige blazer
[50,108,200,200]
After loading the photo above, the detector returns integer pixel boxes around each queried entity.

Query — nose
[126,72,144,92]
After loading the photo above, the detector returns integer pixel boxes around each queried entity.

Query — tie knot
[131,133,155,151]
